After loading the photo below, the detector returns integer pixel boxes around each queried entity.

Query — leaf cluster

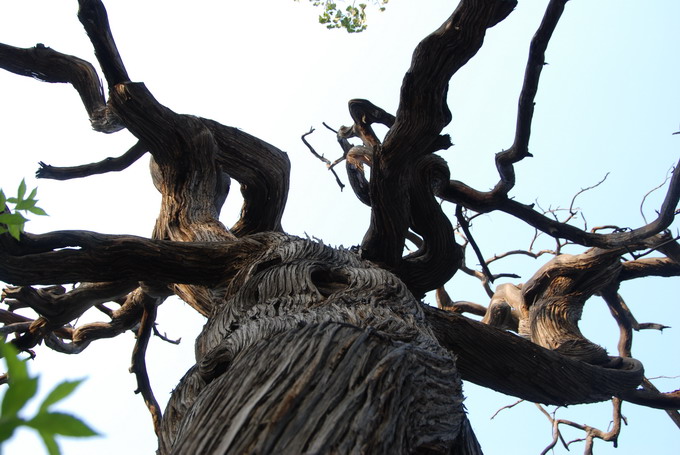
[0,340,98,454]
[298,0,389,33]
[0,180,47,240]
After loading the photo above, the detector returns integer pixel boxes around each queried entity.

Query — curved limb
[424,305,644,406]
[0,42,122,132]
[521,248,625,364]
[362,0,515,269]
[37,140,147,180]
[2,281,136,329]
[397,155,463,297]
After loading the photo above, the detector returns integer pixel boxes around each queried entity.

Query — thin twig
[491,399,524,419]
[640,166,674,224]
[456,205,494,283]
[152,324,181,345]
[569,172,609,214]
[301,127,345,190]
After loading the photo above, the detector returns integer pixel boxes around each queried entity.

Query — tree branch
[36,141,147,180]
[0,230,265,287]
[130,293,163,436]
[423,305,644,406]
[0,42,122,132]
[362,0,516,269]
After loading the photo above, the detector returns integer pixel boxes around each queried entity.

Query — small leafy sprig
[298,0,390,33]
[0,180,48,240]
[0,340,99,454]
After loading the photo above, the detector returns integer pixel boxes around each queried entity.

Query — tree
[1,0,678,454]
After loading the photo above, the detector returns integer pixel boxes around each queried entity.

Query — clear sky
[1,1,678,454]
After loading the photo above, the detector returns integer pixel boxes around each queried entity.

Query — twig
[487,248,556,264]
[456,205,494,283]
[491,399,524,419]
[640,166,674,224]
[301,127,345,190]
[569,172,609,215]
[152,324,181,345]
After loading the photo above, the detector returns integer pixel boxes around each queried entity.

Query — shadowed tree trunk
[1,0,678,454]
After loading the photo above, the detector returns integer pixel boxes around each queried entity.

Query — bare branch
[301,127,345,190]
[640,166,675,224]
[130,293,163,436]
[36,141,147,181]
[492,0,568,197]
[0,42,122,132]
[490,399,524,420]
[0,230,264,288]
[456,206,494,283]
[569,172,609,215]
[424,305,644,406]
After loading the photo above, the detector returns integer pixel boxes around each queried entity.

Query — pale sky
[1,1,678,454]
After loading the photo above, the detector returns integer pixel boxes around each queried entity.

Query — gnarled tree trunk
[1,1,678,454]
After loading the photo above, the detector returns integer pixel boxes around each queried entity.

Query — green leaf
[27,187,38,201]
[15,198,37,211]
[28,412,99,437]
[0,415,23,443]
[17,179,26,201]
[39,380,84,413]
[7,223,23,241]
[0,212,28,226]
[1,342,28,382]
[0,190,6,209]
[38,430,61,455]
[27,205,47,216]
[1,376,39,417]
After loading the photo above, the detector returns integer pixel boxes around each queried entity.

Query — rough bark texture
[159,237,477,454]
[1,0,678,454]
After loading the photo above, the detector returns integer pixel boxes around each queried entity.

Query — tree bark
[159,235,482,454]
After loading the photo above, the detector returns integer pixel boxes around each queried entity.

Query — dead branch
[424,305,644,406]
[130,293,163,436]
[301,127,345,190]
[36,140,147,181]
[490,399,524,420]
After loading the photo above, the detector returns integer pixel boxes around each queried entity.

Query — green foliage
[0,340,98,454]
[0,180,47,240]
[297,0,390,33]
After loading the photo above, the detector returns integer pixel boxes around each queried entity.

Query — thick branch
[397,155,463,297]
[424,305,644,406]
[619,257,680,281]
[0,230,266,287]
[362,0,516,268]
[77,0,130,86]
[521,248,623,364]
[491,0,567,196]
[0,42,121,132]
